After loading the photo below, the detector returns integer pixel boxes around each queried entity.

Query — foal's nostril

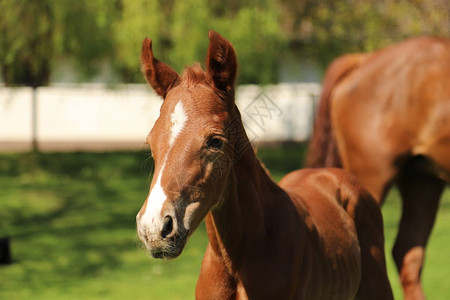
[161,215,174,238]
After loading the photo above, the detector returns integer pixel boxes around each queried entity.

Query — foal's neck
[206,132,291,275]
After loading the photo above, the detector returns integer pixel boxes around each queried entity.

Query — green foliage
[57,0,117,79]
[168,0,209,74]
[212,4,287,84]
[1,0,450,85]
[164,0,287,84]
[303,0,450,68]
[0,0,287,85]
[0,0,54,86]
[112,0,163,82]
[0,0,118,85]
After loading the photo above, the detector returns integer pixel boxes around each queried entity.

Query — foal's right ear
[141,37,180,99]
[206,30,237,97]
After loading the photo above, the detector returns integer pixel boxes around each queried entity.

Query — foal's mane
[182,63,207,86]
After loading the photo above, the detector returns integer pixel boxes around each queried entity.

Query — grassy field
[0,144,449,299]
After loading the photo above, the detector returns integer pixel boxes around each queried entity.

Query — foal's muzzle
[136,209,189,259]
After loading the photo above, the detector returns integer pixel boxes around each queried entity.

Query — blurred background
[2,0,450,86]
[1,0,449,299]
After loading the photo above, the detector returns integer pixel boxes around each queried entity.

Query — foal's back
[279,168,393,299]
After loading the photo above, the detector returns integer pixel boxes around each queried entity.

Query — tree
[57,0,117,80]
[276,0,450,69]
[6,0,448,86]
[112,0,163,82]
[0,0,117,86]
[0,0,55,87]
[168,0,210,74]
[209,1,287,84]
[115,0,287,84]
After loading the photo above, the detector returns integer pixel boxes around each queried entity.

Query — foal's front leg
[196,243,237,300]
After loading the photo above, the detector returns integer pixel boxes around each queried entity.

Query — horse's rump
[306,53,368,168]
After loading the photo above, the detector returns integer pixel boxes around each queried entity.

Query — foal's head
[136,31,240,259]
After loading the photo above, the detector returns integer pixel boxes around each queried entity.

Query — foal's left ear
[141,37,181,99]
[206,30,237,98]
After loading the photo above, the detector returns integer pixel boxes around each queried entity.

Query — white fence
[0,83,320,152]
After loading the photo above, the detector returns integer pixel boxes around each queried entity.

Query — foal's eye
[206,137,224,150]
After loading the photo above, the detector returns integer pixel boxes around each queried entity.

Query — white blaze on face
[138,100,188,236]
[169,101,188,147]
[139,162,168,234]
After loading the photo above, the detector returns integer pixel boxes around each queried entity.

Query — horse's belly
[300,247,361,300]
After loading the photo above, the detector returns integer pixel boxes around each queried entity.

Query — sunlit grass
[0,145,449,299]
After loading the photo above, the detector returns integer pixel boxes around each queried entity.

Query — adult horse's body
[136,31,392,299]
[307,37,450,300]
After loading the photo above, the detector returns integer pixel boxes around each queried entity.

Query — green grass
[0,144,449,299]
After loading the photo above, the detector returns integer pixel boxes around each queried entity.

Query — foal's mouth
[147,230,191,260]
[150,246,183,259]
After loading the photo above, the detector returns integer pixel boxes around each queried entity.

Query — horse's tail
[306,53,367,168]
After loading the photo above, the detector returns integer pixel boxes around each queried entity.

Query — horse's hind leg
[393,165,445,300]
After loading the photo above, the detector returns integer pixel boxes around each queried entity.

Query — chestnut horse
[307,37,450,300]
[136,30,393,299]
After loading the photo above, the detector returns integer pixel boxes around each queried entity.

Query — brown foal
[136,30,393,299]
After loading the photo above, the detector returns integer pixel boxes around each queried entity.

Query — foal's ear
[206,30,237,97]
[141,37,180,98]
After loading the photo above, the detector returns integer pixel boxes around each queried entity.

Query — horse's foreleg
[393,172,445,300]
[196,243,236,300]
